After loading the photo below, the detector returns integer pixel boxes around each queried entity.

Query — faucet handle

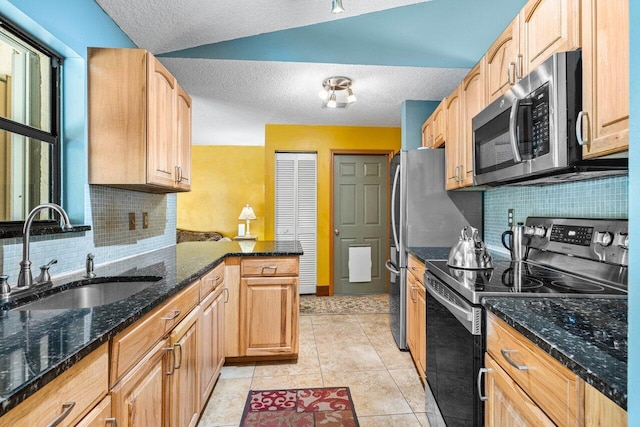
[36,259,57,285]
[0,275,10,298]
[85,253,96,278]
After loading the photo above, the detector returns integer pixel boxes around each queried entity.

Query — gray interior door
[333,154,388,294]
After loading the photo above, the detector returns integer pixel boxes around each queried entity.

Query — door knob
[334,229,340,236]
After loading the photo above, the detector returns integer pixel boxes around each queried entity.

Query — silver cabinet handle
[161,310,181,321]
[576,111,590,146]
[261,266,278,273]
[516,54,523,80]
[223,287,229,303]
[47,401,76,427]
[106,418,118,427]
[508,62,516,85]
[501,349,529,370]
[165,347,175,375]
[174,343,182,369]
[477,368,490,401]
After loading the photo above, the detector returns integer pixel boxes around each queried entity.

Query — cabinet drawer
[0,343,108,427]
[110,281,199,386]
[486,312,584,426]
[407,254,425,284]
[200,262,225,299]
[76,395,112,427]
[241,256,298,277]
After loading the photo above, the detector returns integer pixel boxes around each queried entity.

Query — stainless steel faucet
[17,203,72,289]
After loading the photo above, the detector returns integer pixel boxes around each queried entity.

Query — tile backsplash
[0,186,176,284]
[484,175,628,250]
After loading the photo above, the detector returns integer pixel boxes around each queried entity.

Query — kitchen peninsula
[0,240,302,425]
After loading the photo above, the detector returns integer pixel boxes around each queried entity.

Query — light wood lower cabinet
[111,339,170,427]
[199,284,226,410]
[226,256,300,361]
[406,254,426,383]
[584,383,627,427]
[486,312,584,426]
[484,354,555,426]
[168,307,200,427]
[0,343,108,427]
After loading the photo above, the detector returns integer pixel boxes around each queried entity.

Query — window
[0,17,61,223]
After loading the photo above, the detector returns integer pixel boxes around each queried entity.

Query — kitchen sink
[13,277,162,310]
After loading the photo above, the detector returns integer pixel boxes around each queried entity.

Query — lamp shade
[238,204,257,220]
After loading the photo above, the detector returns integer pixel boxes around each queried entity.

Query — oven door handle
[425,281,472,322]
[508,96,524,163]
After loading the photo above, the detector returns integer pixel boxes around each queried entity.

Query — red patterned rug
[240,387,359,426]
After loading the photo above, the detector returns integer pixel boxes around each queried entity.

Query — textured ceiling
[95,0,526,145]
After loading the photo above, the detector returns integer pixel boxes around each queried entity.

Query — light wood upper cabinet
[485,18,520,103]
[88,47,192,193]
[485,0,579,103]
[445,85,462,190]
[421,117,434,148]
[519,0,580,75]
[432,100,446,148]
[461,62,486,187]
[579,0,629,158]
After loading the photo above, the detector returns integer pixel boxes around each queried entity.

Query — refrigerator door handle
[385,259,400,275]
[391,166,401,250]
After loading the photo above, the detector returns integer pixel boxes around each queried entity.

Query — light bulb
[347,88,356,103]
[318,89,329,100]
[327,92,337,108]
[331,0,344,14]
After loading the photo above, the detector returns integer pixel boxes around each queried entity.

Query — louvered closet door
[275,153,317,294]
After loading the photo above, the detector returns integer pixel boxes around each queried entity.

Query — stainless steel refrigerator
[386,149,483,350]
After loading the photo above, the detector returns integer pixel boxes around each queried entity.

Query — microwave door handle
[391,166,401,250]
[508,97,523,163]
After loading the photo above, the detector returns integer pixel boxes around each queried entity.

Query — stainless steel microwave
[472,51,626,186]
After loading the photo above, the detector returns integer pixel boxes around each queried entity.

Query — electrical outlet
[508,208,514,228]
[142,212,149,229]
[129,212,136,230]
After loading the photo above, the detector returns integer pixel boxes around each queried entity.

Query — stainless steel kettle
[447,226,493,269]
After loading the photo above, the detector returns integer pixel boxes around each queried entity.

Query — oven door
[425,270,484,426]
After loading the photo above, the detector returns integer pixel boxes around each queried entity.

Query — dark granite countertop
[483,297,627,410]
[0,240,303,416]
[406,247,451,263]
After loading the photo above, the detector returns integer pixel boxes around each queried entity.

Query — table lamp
[238,204,257,236]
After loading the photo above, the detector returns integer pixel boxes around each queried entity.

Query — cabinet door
[461,62,485,188]
[485,18,519,103]
[421,118,433,148]
[405,273,416,356]
[417,284,426,383]
[175,84,192,190]
[580,0,629,158]
[242,276,298,357]
[519,0,580,75]
[432,101,446,148]
[484,355,555,426]
[199,286,225,410]
[111,339,169,427]
[584,383,627,427]
[169,307,200,427]
[445,86,462,190]
[147,53,177,188]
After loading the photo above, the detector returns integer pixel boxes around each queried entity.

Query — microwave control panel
[528,83,550,157]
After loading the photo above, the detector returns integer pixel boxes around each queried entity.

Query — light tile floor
[197,313,446,426]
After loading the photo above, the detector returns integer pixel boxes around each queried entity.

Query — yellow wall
[177,145,265,238]
[264,125,401,292]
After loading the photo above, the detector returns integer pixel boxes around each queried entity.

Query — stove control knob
[613,233,629,249]
[533,226,547,237]
[594,231,613,247]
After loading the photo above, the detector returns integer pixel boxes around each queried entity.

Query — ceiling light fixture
[331,0,345,14]
[319,76,356,109]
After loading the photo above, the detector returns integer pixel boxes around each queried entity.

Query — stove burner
[505,276,544,290]
[549,279,606,293]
